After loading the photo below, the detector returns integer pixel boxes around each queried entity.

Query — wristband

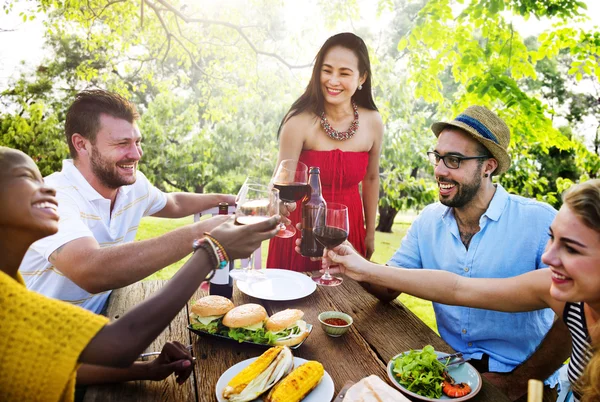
[203,232,230,265]
[192,238,220,280]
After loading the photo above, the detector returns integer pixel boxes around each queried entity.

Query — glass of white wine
[230,185,279,282]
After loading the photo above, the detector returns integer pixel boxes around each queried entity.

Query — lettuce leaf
[391,345,445,399]
[190,320,220,334]
[225,327,279,344]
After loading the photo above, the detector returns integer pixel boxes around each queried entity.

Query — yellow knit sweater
[0,270,108,402]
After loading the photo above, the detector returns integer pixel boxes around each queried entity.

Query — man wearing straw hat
[375,106,569,401]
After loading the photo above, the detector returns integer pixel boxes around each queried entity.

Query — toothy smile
[32,202,57,211]
[326,87,342,94]
[551,271,568,281]
[439,183,455,189]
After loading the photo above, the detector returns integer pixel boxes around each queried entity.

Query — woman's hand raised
[210,216,281,260]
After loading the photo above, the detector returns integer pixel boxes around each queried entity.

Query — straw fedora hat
[431,106,511,175]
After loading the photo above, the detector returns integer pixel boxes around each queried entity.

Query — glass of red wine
[272,159,309,238]
[230,185,279,282]
[312,203,348,287]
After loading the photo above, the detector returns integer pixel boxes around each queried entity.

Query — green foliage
[0,103,67,176]
[1,0,293,194]
[398,0,599,209]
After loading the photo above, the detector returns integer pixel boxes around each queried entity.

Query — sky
[0,0,598,147]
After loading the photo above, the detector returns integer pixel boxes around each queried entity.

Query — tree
[1,0,310,194]
[397,0,599,207]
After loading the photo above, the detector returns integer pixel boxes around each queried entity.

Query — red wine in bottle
[209,202,233,299]
[313,226,348,248]
[301,167,326,257]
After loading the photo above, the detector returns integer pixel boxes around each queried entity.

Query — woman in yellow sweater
[0,146,280,402]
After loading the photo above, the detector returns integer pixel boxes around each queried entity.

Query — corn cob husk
[223,346,283,398]
[265,361,324,402]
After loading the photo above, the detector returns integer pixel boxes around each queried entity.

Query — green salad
[391,345,446,399]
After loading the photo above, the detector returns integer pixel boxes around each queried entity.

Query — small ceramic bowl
[318,311,353,337]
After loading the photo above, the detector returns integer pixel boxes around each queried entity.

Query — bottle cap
[309,167,320,173]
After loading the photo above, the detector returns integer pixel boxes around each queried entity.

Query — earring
[484,173,489,178]
[358,84,363,91]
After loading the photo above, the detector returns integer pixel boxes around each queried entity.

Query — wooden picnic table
[84,275,510,402]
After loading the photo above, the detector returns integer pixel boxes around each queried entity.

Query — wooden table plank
[189,282,388,401]
[85,276,510,402]
[84,281,197,402]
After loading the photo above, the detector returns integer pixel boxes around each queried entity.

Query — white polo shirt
[19,159,167,313]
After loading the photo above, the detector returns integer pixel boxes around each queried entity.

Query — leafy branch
[142,0,312,70]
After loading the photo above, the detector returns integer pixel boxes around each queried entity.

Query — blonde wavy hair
[563,179,600,401]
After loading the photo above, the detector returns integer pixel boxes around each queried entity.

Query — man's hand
[220,194,237,206]
[320,243,370,282]
[144,342,194,384]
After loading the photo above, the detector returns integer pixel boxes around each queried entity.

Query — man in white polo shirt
[19,90,234,313]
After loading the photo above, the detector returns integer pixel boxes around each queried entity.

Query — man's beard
[439,168,483,208]
[90,146,136,189]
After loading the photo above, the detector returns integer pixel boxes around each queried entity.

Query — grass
[139,213,438,333]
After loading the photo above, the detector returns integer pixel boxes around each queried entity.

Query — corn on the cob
[265,361,324,402]
[223,346,283,398]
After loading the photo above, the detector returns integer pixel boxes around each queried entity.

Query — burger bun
[191,295,234,317]
[222,303,268,328]
[266,309,304,332]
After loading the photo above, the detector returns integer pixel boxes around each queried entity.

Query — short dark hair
[473,140,496,176]
[65,90,139,158]
[278,32,378,137]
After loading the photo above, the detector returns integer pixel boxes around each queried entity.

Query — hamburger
[223,346,294,402]
[189,295,234,334]
[265,309,310,347]
[222,303,272,343]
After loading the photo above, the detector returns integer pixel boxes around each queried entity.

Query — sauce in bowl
[323,317,348,326]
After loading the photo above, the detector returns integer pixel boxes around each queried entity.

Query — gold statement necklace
[320,101,359,141]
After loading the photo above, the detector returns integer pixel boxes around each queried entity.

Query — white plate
[387,350,482,401]
[215,356,334,402]
[236,269,317,301]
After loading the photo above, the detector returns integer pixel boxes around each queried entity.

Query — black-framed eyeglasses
[427,151,489,169]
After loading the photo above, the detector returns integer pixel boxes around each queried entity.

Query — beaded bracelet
[192,238,219,280]
[203,232,230,263]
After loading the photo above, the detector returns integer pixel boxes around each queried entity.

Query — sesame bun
[266,309,304,332]
[191,296,234,317]
[222,303,268,328]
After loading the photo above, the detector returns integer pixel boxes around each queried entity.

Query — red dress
[266,149,369,272]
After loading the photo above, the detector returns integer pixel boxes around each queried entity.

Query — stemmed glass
[272,160,309,238]
[235,176,262,205]
[230,185,279,282]
[311,203,349,286]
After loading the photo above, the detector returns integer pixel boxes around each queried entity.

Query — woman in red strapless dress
[266,33,384,272]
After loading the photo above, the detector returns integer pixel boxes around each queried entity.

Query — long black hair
[277,32,378,137]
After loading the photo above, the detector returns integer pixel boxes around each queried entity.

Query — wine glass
[235,176,263,205]
[311,203,349,287]
[272,159,309,238]
[230,186,279,282]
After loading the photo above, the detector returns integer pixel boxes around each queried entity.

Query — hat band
[455,114,499,145]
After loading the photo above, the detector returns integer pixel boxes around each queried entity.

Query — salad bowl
[387,348,482,401]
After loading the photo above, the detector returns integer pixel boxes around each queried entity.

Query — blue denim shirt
[388,185,558,385]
